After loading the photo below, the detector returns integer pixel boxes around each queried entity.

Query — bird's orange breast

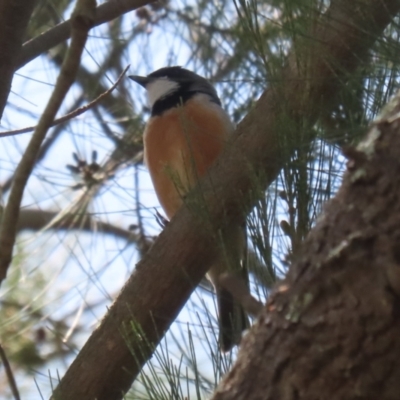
[144,96,233,219]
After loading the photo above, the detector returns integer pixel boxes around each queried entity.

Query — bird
[129,66,247,352]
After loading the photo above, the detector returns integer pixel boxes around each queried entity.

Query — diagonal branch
[0,0,96,285]
[52,0,400,399]
[0,343,20,400]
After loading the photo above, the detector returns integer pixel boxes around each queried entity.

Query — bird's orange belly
[144,100,231,219]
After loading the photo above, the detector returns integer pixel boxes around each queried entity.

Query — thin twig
[0,343,20,400]
[0,65,129,138]
[0,0,96,285]
[0,96,84,195]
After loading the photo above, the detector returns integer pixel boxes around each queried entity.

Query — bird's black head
[129,66,221,116]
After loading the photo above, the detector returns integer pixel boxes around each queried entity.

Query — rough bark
[52,1,400,399]
[0,0,36,119]
[212,97,400,400]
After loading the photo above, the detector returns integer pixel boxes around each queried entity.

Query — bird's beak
[129,75,151,88]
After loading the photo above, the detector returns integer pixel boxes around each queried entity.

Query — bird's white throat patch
[146,78,179,107]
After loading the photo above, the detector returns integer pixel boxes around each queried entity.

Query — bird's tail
[207,223,248,351]
[216,285,248,352]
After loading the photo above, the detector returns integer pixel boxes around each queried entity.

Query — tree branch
[17,0,154,70]
[0,0,36,119]
[0,0,96,285]
[0,343,20,400]
[52,0,400,399]
[15,209,139,243]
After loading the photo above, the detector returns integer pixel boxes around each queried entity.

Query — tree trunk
[213,102,400,399]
